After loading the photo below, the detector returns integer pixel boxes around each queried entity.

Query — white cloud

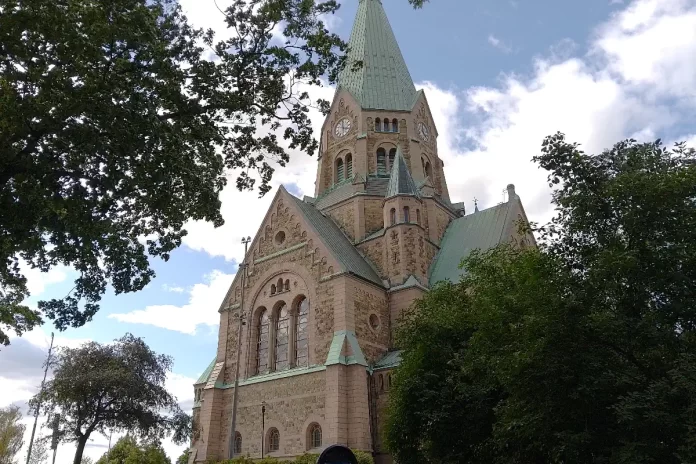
[20,263,70,300]
[109,270,235,334]
[488,34,512,53]
[162,284,186,293]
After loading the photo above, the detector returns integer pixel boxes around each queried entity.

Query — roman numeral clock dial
[334,118,351,138]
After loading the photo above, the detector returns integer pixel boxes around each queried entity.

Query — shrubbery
[208,450,373,464]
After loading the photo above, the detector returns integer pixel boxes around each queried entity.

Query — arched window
[421,157,426,176]
[256,308,270,374]
[375,118,381,132]
[379,374,385,392]
[234,432,242,455]
[377,148,387,175]
[268,428,280,452]
[270,284,276,295]
[275,303,289,371]
[336,158,344,182]
[277,278,283,290]
[309,424,322,449]
[346,153,353,178]
[425,161,432,179]
[284,279,290,291]
[416,209,421,225]
[383,119,390,132]
[295,297,309,367]
[390,208,396,226]
[388,148,396,170]
[392,119,399,132]
[388,373,392,388]
[404,206,410,223]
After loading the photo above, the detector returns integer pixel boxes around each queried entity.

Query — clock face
[334,118,351,138]
[418,122,430,141]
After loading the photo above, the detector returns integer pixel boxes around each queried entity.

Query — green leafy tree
[0,405,25,463]
[386,134,696,464]
[31,334,190,464]
[0,0,348,346]
[96,436,170,464]
[27,435,50,464]
[81,457,94,464]
[175,450,188,464]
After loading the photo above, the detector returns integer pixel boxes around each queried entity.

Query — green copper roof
[288,194,383,286]
[338,0,417,110]
[325,330,368,367]
[386,147,419,199]
[195,357,217,385]
[374,350,402,370]
[429,202,513,286]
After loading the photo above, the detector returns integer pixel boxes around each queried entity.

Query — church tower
[188,1,535,463]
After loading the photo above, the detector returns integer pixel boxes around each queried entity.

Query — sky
[3,0,696,462]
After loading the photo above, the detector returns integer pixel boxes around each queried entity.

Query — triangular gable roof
[386,147,419,199]
[337,0,417,111]
[429,201,513,286]
[287,194,383,287]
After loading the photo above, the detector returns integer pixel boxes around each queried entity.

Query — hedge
[208,450,373,464]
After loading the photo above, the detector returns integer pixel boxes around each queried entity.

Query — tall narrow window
[256,309,270,374]
[390,208,396,226]
[389,148,396,171]
[295,297,309,367]
[404,206,410,223]
[392,119,399,132]
[275,303,289,371]
[284,279,290,291]
[310,424,322,449]
[416,209,421,225]
[346,153,353,178]
[422,158,426,176]
[425,161,432,179]
[377,148,387,175]
[383,119,390,132]
[375,118,381,132]
[269,428,280,452]
[234,432,242,455]
[336,158,344,182]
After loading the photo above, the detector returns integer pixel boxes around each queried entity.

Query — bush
[209,450,372,464]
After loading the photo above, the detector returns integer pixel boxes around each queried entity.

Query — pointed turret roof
[386,147,419,199]
[338,0,417,111]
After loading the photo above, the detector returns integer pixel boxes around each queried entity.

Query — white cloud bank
[109,270,235,334]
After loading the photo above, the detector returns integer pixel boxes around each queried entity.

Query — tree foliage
[0,405,25,464]
[96,436,171,464]
[31,334,191,464]
[0,0,347,345]
[27,435,50,464]
[386,133,696,464]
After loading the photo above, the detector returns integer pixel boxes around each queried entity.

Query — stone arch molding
[301,416,327,451]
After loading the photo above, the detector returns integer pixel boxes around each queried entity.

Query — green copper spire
[386,147,420,199]
[338,0,417,111]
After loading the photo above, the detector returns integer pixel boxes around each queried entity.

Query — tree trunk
[73,435,89,464]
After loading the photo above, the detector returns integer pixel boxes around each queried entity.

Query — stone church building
[189,0,534,462]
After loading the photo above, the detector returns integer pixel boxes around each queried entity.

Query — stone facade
[188,2,533,463]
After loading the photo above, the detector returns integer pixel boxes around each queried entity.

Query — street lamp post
[229,236,251,458]
[261,401,267,458]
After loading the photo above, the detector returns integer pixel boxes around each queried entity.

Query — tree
[31,334,191,464]
[0,0,348,346]
[81,457,94,464]
[27,436,50,464]
[0,406,25,464]
[96,436,170,464]
[386,134,696,464]
[175,450,188,464]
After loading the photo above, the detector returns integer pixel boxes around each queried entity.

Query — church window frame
[403,206,410,223]
[383,119,390,132]
[388,148,396,171]
[390,208,396,226]
[335,157,345,183]
[268,428,280,453]
[346,153,353,178]
[273,301,290,371]
[392,118,399,132]
[377,148,387,175]
[375,118,381,132]
[284,279,290,291]
[255,307,271,375]
[294,296,310,368]
[308,424,322,450]
[234,432,242,455]
[416,209,421,225]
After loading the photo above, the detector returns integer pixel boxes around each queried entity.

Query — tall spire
[386,147,420,199]
[338,0,417,111]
